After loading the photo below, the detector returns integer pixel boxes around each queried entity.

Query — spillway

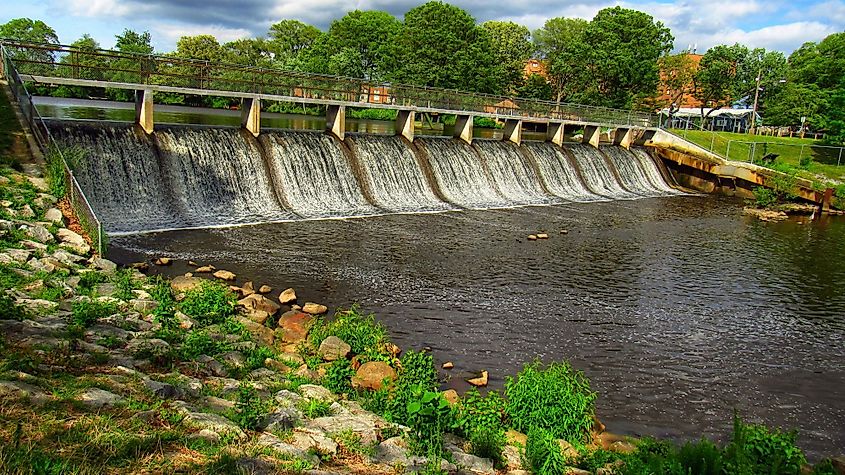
[522,141,601,202]
[472,140,554,205]
[567,144,639,199]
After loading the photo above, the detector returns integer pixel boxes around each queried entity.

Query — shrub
[324,359,355,394]
[0,294,26,321]
[455,388,507,466]
[723,414,806,475]
[299,399,333,419]
[231,383,267,431]
[753,187,779,208]
[386,350,438,424]
[524,426,568,475]
[71,300,117,326]
[77,271,108,296]
[111,268,136,301]
[179,331,230,360]
[469,430,507,468]
[677,438,724,475]
[505,360,596,443]
[308,306,389,362]
[405,385,453,456]
[178,281,236,326]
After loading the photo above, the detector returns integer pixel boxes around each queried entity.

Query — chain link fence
[1,44,105,255]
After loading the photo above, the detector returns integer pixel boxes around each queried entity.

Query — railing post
[799,145,805,165]
[838,148,842,166]
[726,141,731,160]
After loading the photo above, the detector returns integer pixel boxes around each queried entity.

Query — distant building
[523,59,548,79]
[656,53,703,109]
[660,107,761,133]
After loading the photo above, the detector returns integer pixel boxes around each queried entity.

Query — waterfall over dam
[47,121,683,234]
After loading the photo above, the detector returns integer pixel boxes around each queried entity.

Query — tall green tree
[222,38,272,67]
[481,21,532,94]
[107,29,154,101]
[267,19,321,67]
[391,1,499,93]
[533,18,588,103]
[562,7,673,108]
[0,18,59,72]
[53,34,103,98]
[302,10,400,80]
[114,29,154,55]
[692,43,747,120]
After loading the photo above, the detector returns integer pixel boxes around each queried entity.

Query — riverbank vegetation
[1,146,843,473]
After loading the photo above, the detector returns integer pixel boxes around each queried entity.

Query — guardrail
[0,40,656,128]
[1,44,105,255]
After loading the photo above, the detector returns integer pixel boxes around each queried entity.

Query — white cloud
[63,0,135,17]
[151,23,253,45]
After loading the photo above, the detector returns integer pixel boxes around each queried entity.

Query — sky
[1,0,843,55]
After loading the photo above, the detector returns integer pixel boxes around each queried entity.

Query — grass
[671,129,845,183]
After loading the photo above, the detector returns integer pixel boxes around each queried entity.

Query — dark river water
[108,195,845,459]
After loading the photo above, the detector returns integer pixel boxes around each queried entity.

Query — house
[659,107,761,133]
[656,53,703,109]
[523,59,548,79]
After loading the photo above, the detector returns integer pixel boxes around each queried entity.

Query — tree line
[0,2,843,142]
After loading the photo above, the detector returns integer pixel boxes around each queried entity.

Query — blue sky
[2,0,842,54]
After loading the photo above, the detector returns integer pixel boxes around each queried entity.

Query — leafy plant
[0,294,26,321]
[505,360,596,443]
[308,306,389,362]
[111,268,136,301]
[179,331,230,360]
[324,358,355,394]
[753,186,779,208]
[524,426,568,475]
[178,281,236,326]
[77,270,108,296]
[469,430,507,468]
[231,383,267,431]
[299,399,333,419]
[455,388,507,467]
[71,300,117,326]
[405,385,453,456]
[723,414,806,475]
[385,350,438,425]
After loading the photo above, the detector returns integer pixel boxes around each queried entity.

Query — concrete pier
[135,90,154,134]
[583,125,601,148]
[613,127,633,149]
[395,109,414,141]
[503,119,522,145]
[241,98,261,137]
[454,114,473,144]
[327,104,346,140]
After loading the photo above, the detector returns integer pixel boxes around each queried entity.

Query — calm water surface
[110,196,845,459]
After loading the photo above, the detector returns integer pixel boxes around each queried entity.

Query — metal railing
[727,141,845,167]
[1,44,105,255]
[0,40,656,127]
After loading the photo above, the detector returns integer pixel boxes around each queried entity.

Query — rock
[155,257,172,266]
[442,361,454,369]
[125,338,171,358]
[258,285,272,294]
[537,233,549,239]
[299,384,335,403]
[256,433,318,464]
[830,456,845,475]
[558,439,580,459]
[219,351,246,369]
[171,275,203,293]
[182,411,245,438]
[502,446,522,470]
[241,281,255,295]
[0,380,52,406]
[130,262,150,272]
[196,355,228,377]
[318,336,351,361]
[195,265,215,273]
[291,304,301,311]
[34,193,57,208]
[294,364,318,380]
[302,302,328,315]
[6,248,31,263]
[26,176,49,192]
[563,468,591,475]
[260,407,303,431]
[305,412,382,446]
[236,316,275,347]
[192,429,221,444]
[24,225,53,243]
[279,288,297,304]
[560,230,569,235]
[275,389,305,407]
[467,370,489,387]
[76,388,124,409]
[609,440,636,455]
[276,311,313,344]
[452,451,495,474]
[51,249,82,266]
[213,270,236,281]
[351,361,396,391]
[90,257,117,273]
[144,379,184,400]
[527,234,537,241]
[506,430,528,447]
[289,427,338,456]
[56,228,90,254]
[19,205,35,218]
[20,240,47,251]
[202,396,235,413]
[238,293,280,316]
[593,414,606,434]
[372,436,412,465]
[44,208,63,224]
[17,298,59,313]
[442,389,460,405]
[131,299,158,314]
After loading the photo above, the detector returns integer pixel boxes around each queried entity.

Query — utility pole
[749,65,762,134]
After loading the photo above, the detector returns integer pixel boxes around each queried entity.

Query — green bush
[179,331,230,360]
[111,268,136,301]
[455,388,507,466]
[677,438,724,475]
[300,399,333,419]
[348,108,397,121]
[753,187,779,208]
[308,306,389,362]
[71,300,117,326]
[178,281,236,326]
[386,350,438,424]
[524,426,568,475]
[324,359,355,394]
[469,430,507,468]
[405,385,453,456]
[0,294,26,321]
[231,383,267,431]
[505,360,596,443]
[77,271,108,296]
[723,414,806,475]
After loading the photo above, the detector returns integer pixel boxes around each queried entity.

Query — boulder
[442,389,460,405]
[260,407,303,432]
[20,240,47,251]
[452,451,495,474]
[154,257,172,266]
[241,281,255,296]
[236,316,275,347]
[144,379,185,400]
[57,228,90,254]
[6,248,31,263]
[0,380,52,406]
[90,257,117,273]
[442,361,454,369]
[182,411,245,438]
[318,336,351,361]
[506,430,527,447]
[289,427,338,456]
[527,234,538,241]
[256,433,317,464]
[302,302,328,315]
[44,208,63,224]
[130,262,150,272]
[218,351,246,369]
[305,412,381,446]
[26,176,49,192]
[25,225,53,244]
[351,361,396,391]
[830,456,845,475]
[213,270,236,281]
[276,311,313,344]
[299,384,335,403]
[19,205,35,218]
[171,275,203,293]
[195,265,215,273]
[274,389,305,407]
[467,370,489,387]
[279,288,297,305]
[258,285,272,294]
[238,293,280,316]
[76,388,124,409]
[537,233,549,239]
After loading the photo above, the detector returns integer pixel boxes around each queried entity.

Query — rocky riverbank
[2,164,844,475]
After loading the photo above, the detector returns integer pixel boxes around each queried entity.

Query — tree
[517,74,552,100]
[0,18,59,72]
[53,34,103,98]
[391,1,500,93]
[563,7,673,108]
[657,53,697,116]
[532,18,588,103]
[481,21,532,94]
[734,48,787,118]
[106,29,154,101]
[114,29,154,55]
[222,38,273,67]
[302,10,400,80]
[763,82,827,128]
[692,44,747,122]
[267,20,321,64]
